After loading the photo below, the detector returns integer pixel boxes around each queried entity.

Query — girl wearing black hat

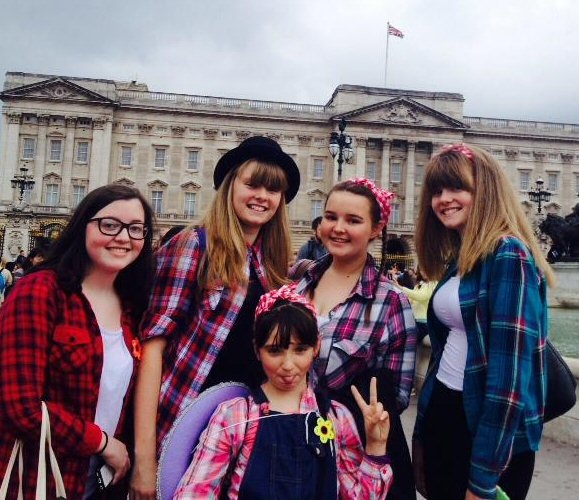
[130,137,301,498]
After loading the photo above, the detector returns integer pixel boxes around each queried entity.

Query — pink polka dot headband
[255,284,317,320]
[348,177,395,224]
[439,144,474,161]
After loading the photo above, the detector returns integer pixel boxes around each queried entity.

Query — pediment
[306,188,328,197]
[334,97,467,129]
[0,77,117,106]
[181,181,202,189]
[114,177,135,186]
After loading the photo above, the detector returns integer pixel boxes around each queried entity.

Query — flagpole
[384,22,390,87]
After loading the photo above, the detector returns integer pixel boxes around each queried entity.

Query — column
[89,117,113,188]
[60,116,77,207]
[380,139,391,189]
[0,113,21,202]
[355,137,367,178]
[32,115,49,205]
[404,142,416,224]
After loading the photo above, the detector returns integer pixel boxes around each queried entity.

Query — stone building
[1,71,578,262]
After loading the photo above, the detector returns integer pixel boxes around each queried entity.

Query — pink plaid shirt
[294,255,417,411]
[174,386,393,499]
[140,228,271,444]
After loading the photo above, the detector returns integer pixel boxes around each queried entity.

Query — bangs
[254,302,318,349]
[424,153,474,195]
[244,160,289,193]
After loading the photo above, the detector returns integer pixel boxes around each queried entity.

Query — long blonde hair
[415,144,555,286]
[200,160,291,290]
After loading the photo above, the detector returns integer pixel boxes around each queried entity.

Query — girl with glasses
[0,184,155,499]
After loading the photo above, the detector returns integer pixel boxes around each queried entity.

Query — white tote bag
[0,401,67,499]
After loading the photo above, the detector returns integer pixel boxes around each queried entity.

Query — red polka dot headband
[348,177,395,224]
[439,144,474,161]
[255,284,317,320]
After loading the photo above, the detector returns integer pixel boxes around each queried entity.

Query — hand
[351,376,390,456]
[412,439,428,498]
[129,457,158,500]
[465,490,483,500]
[100,435,131,485]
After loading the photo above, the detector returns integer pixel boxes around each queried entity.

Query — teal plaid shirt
[414,236,548,499]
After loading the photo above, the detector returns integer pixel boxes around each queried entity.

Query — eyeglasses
[88,217,148,240]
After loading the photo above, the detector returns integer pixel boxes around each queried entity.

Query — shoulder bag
[0,401,67,499]
[544,339,577,422]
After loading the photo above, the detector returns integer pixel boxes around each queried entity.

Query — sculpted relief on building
[1,73,578,257]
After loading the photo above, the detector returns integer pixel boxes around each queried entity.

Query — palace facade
[1,71,579,261]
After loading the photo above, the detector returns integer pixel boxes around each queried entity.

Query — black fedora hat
[213,136,300,203]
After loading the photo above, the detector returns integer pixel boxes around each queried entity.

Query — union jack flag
[388,24,404,38]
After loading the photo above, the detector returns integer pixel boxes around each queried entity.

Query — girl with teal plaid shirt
[412,144,555,500]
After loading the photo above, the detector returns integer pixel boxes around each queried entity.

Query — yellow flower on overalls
[313,416,335,444]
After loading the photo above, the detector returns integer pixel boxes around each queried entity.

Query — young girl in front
[174,285,393,499]
[131,136,301,498]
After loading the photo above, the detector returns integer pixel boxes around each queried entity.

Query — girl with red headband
[174,285,393,499]
[292,177,418,499]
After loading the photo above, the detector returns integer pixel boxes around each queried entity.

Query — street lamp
[527,177,551,214]
[329,118,354,181]
[11,166,35,204]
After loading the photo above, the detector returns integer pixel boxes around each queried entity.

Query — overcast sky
[1,0,577,123]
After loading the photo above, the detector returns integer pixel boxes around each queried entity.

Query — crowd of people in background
[0,138,552,500]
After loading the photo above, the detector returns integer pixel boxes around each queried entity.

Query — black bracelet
[97,431,109,455]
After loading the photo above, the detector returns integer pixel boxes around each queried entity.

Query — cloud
[0,0,577,122]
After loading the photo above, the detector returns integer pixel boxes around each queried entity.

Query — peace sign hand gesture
[351,376,390,456]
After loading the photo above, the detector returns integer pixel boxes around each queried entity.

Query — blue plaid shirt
[414,236,548,499]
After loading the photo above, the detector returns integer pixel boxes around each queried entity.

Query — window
[151,190,164,214]
[548,153,558,161]
[22,138,36,159]
[547,173,559,192]
[76,142,89,163]
[415,164,424,185]
[390,162,402,183]
[49,140,63,162]
[313,159,324,179]
[187,150,199,171]
[576,175,579,195]
[72,185,86,208]
[184,192,197,217]
[154,148,167,169]
[121,146,133,167]
[519,171,531,191]
[45,183,60,206]
[123,123,135,131]
[311,200,323,220]
[78,118,91,128]
[366,161,377,182]
[391,203,401,224]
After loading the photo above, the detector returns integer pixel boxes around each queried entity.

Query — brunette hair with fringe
[254,299,318,350]
[199,159,292,290]
[36,184,156,318]
[326,180,389,277]
[415,144,555,286]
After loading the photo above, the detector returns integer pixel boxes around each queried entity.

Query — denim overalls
[238,388,338,499]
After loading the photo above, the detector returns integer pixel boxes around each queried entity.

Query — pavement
[401,393,579,500]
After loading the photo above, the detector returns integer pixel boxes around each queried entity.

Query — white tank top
[433,276,468,391]
[84,326,133,497]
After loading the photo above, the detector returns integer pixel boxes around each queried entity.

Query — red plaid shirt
[0,270,139,499]
[140,229,271,444]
